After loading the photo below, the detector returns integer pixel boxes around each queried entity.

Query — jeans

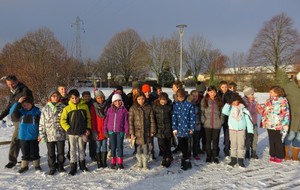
[205,128,220,158]
[178,137,191,160]
[96,139,108,153]
[20,140,40,161]
[284,130,300,148]
[109,132,124,158]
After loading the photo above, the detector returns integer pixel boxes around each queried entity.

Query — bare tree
[206,49,227,84]
[164,33,180,80]
[185,34,213,81]
[228,52,247,81]
[0,28,82,103]
[99,29,144,84]
[248,13,300,74]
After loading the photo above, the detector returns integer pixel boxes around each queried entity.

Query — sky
[0,0,300,61]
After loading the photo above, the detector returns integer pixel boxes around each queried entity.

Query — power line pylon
[71,16,85,62]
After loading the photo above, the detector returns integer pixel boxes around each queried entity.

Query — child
[172,89,196,170]
[261,86,290,163]
[91,90,108,168]
[129,92,156,170]
[10,96,41,173]
[60,89,91,176]
[222,93,254,167]
[39,90,66,175]
[201,86,223,163]
[82,91,96,162]
[189,90,202,160]
[104,93,129,169]
[152,92,173,167]
[243,86,263,159]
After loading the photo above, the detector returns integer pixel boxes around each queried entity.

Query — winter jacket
[60,99,91,135]
[152,99,173,139]
[91,101,108,140]
[284,81,300,132]
[39,102,66,142]
[104,104,129,134]
[201,98,223,130]
[172,99,196,137]
[0,82,33,120]
[187,95,202,131]
[10,102,41,140]
[243,97,260,125]
[222,103,254,133]
[261,96,290,131]
[129,103,156,145]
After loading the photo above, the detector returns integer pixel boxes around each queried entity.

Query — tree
[206,50,227,85]
[248,13,300,75]
[0,28,82,103]
[99,29,145,84]
[228,52,247,82]
[185,34,212,81]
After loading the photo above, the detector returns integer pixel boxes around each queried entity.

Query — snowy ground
[0,87,300,190]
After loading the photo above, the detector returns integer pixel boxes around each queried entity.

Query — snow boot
[18,160,29,173]
[161,158,167,167]
[136,154,143,169]
[5,162,16,169]
[181,159,192,171]
[251,150,259,159]
[111,157,117,169]
[228,157,237,167]
[164,157,172,168]
[142,154,148,170]
[206,156,212,163]
[48,168,56,175]
[285,146,291,160]
[33,159,42,171]
[57,163,65,173]
[96,152,103,168]
[238,158,245,168]
[292,147,300,161]
[79,160,89,172]
[213,157,219,164]
[117,157,124,169]
[101,152,107,168]
[69,162,77,176]
[245,149,250,159]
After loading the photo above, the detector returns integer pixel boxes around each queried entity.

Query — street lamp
[176,24,187,82]
[107,72,111,88]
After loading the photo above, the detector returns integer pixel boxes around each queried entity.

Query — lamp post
[176,24,187,82]
[107,72,111,88]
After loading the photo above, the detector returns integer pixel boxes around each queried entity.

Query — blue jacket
[222,103,254,134]
[172,100,196,137]
[10,102,41,140]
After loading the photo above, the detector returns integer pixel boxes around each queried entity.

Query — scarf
[231,104,245,121]
[93,101,107,118]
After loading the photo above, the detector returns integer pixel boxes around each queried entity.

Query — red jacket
[91,105,106,140]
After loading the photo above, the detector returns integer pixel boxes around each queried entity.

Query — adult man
[0,75,33,168]
[283,75,300,161]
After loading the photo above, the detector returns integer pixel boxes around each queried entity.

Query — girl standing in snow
[10,96,41,173]
[39,90,66,175]
[222,93,254,168]
[104,93,129,169]
[91,90,109,168]
[261,86,290,163]
[129,92,156,170]
[201,86,223,164]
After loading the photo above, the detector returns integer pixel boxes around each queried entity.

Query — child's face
[157,88,162,96]
[137,96,145,106]
[172,85,179,93]
[70,95,80,104]
[82,94,91,102]
[191,92,199,102]
[144,91,151,99]
[229,86,237,92]
[159,99,167,106]
[231,100,239,106]
[50,93,60,103]
[177,95,185,102]
[58,86,67,97]
[113,99,121,108]
[269,90,277,98]
[207,90,216,99]
[220,84,228,93]
[22,102,33,110]
[96,96,105,104]
[247,94,255,101]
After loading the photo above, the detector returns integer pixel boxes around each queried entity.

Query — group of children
[9,80,293,176]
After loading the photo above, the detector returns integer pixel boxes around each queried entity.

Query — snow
[0,87,300,190]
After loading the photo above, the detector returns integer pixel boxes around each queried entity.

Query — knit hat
[48,90,60,100]
[22,96,34,104]
[142,84,151,93]
[243,86,255,97]
[132,81,140,89]
[94,90,105,98]
[112,93,122,102]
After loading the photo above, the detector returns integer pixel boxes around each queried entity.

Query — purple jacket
[104,105,129,134]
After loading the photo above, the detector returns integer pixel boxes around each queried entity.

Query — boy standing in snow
[60,89,91,176]
[222,93,254,168]
[39,90,66,175]
[172,89,196,170]
[10,96,41,173]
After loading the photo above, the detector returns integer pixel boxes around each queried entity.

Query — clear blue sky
[1,0,299,60]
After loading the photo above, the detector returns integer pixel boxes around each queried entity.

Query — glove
[173,130,178,136]
[104,133,109,138]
